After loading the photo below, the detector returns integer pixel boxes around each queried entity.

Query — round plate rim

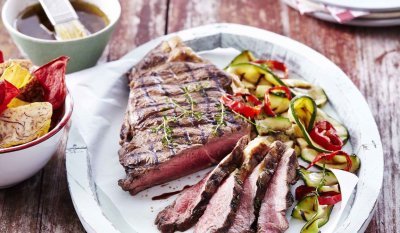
[66,23,383,233]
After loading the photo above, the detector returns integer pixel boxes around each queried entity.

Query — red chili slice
[317,191,342,205]
[310,121,343,151]
[0,80,19,114]
[243,93,262,106]
[295,185,316,201]
[220,94,262,118]
[33,56,69,110]
[307,150,353,172]
[295,185,342,205]
[0,51,4,63]
[264,86,292,117]
[269,86,292,100]
[264,94,276,117]
[254,59,288,79]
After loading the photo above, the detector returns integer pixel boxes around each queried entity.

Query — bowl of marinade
[2,0,121,73]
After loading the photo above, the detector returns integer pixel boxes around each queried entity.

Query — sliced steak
[155,136,250,233]
[228,141,286,233]
[257,147,298,233]
[194,137,271,233]
[119,37,250,195]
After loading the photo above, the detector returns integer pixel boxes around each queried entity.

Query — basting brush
[38,0,89,40]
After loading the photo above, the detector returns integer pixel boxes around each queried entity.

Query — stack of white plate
[284,0,400,26]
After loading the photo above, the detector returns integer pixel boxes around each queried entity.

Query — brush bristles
[54,20,88,40]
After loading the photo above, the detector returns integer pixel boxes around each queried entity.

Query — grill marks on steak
[194,169,241,233]
[228,141,286,233]
[118,37,250,195]
[257,147,298,233]
[194,137,272,233]
[155,138,298,233]
[155,136,250,233]
[120,36,300,232]
[119,131,248,195]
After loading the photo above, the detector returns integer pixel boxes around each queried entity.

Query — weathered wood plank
[168,2,400,233]
[287,9,400,232]
[0,0,167,232]
[168,0,284,34]
[0,0,399,232]
[107,0,168,61]
[285,6,360,86]
[0,2,44,233]
[38,130,85,233]
[0,176,43,233]
[354,26,400,233]
[0,0,84,230]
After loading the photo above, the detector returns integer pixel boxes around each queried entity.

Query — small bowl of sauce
[2,0,121,73]
[16,1,109,41]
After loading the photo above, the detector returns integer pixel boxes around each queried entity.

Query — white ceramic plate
[310,0,400,12]
[65,24,383,233]
[283,0,400,27]
[311,11,400,26]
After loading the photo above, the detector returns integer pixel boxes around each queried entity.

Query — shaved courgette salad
[221,50,360,233]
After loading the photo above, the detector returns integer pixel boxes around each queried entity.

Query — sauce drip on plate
[152,185,193,201]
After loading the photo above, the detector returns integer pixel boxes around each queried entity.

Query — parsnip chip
[0,102,52,148]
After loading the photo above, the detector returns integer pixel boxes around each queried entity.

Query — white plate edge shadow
[65,23,383,233]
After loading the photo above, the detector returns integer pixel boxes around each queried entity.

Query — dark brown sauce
[151,185,193,201]
[15,1,109,40]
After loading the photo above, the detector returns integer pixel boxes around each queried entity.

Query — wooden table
[1,0,399,232]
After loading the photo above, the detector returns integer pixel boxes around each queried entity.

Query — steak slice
[228,141,286,233]
[257,147,298,233]
[118,37,250,195]
[155,136,250,233]
[194,137,272,233]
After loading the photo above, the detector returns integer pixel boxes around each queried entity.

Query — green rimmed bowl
[2,0,121,73]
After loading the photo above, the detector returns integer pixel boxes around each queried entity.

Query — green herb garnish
[181,86,203,120]
[213,102,227,135]
[151,115,175,147]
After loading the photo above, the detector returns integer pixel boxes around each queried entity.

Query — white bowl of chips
[0,55,73,188]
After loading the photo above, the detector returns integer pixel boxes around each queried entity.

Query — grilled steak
[257,147,298,233]
[228,140,286,233]
[118,37,250,195]
[194,137,271,233]
[155,136,250,233]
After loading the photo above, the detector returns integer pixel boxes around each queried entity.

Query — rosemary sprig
[181,86,203,120]
[151,115,175,147]
[166,85,203,121]
[186,81,211,93]
[232,110,257,126]
[213,102,227,135]
[152,82,211,148]
[168,98,202,121]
